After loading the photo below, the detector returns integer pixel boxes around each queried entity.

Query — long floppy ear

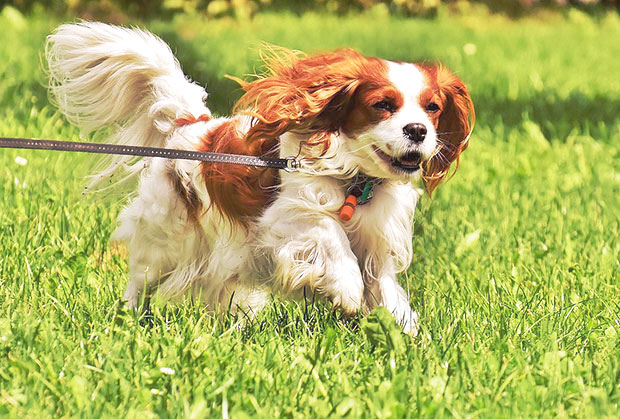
[232,47,381,151]
[423,66,475,194]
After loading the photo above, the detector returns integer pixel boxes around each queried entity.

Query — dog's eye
[425,102,440,113]
[372,100,396,113]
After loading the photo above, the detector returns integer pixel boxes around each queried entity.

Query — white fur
[46,21,210,189]
[46,22,429,335]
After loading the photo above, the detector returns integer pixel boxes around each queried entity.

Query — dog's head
[235,48,474,194]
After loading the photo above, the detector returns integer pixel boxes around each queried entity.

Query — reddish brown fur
[341,84,404,135]
[200,49,473,225]
[176,113,212,126]
[167,163,203,224]
[203,48,398,225]
[234,48,394,150]
[418,65,475,194]
[200,119,279,226]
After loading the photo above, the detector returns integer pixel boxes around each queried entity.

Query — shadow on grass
[156,29,245,116]
[475,90,620,142]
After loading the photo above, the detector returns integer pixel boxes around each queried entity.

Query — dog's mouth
[373,147,423,173]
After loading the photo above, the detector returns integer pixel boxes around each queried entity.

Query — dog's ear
[233,47,375,152]
[423,66,475,195]
[200,119,280,227]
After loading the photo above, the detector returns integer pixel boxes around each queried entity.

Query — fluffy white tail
[46,21,210,188]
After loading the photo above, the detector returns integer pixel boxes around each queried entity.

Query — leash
[0,136,382,221]
[1,114,383,221]
[1,132,383,221]
[2,136,378,221]
[0,137,301,172]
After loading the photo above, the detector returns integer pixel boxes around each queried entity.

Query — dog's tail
[46,21,210,189]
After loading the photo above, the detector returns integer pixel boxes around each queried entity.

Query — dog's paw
[398,309,419,337]
[122,286,140,311]
[325,260,365,315]
[330,283,365,315]
[385,300,419,336]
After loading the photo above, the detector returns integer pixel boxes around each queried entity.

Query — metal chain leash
[0,137,301,172]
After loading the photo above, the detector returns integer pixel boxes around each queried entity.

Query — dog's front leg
[264,217,365,315]
[365,259,419,336]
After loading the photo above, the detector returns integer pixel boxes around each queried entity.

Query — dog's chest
[343,181,418,254]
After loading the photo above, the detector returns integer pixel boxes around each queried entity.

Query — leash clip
[284,156,301,172]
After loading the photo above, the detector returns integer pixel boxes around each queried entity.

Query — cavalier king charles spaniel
[46,22,474,335]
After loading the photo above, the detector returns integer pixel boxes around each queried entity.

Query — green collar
[346,173,384,205]
[339,173,383,221]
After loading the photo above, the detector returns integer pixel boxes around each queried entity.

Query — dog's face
[339,61,475,192]
[340,62,441,181]
[237,48,474,193]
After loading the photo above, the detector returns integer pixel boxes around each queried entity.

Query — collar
[339,173,384,222]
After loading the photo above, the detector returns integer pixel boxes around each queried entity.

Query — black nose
[403,123,427,143]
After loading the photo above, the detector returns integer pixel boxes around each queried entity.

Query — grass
[1,6,620,417]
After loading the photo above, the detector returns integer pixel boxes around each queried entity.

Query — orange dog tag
[339,195,357,222]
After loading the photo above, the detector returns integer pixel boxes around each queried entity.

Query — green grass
[1,6,620,417]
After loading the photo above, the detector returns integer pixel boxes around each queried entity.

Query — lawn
[1,6,620,417]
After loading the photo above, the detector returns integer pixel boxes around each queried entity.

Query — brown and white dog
[46,22,474,335]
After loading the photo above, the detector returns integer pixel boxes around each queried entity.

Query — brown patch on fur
[201,47,404,225]
[197,49,470,225]
[233,47,397,151]
[199,119,280,227]
[417,64,475,195]
[175,113,211,126]
[342,84,404,136]
[167,163,203,224]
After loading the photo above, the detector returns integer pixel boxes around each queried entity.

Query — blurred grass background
[4,0,620,20]
[1,1,620,417]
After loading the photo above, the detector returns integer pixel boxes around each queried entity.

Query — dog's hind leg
[122,252,165,310]
[113,160,203,309]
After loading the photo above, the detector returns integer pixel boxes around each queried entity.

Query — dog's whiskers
[436,129,469,136]
[435,137,457,149]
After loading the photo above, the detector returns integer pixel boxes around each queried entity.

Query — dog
[46,22,474,335]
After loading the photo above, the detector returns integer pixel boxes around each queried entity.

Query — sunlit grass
[1,7,619,417]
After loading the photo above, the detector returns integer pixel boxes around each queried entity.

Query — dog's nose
[403,123,427,143]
